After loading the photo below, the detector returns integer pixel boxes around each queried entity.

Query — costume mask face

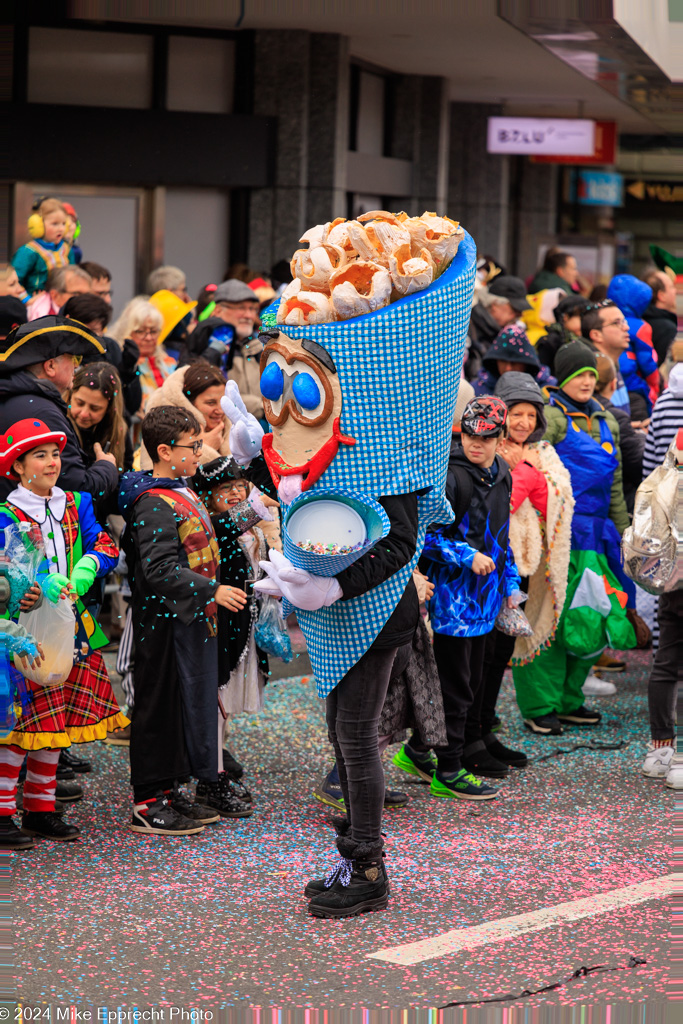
[259,330,356,502]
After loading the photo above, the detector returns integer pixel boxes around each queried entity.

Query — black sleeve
[132,495,218,625]
[233,454,278,501]
[36,398,120,504]
[613,407,646,488]
[335,493,419,600]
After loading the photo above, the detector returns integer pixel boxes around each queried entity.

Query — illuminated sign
[487,117,596,156]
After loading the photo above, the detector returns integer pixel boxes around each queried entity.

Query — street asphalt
[13,643,671,1017]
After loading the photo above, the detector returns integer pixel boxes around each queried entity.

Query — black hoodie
[0,370,119,505]
[643,303,677,365]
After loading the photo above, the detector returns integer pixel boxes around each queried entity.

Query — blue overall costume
[513,399,636,720]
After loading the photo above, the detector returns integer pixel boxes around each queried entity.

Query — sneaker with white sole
[641,744,675,779]
[665,756,683,790]
[130,793,204,836]
[582,673,617,696]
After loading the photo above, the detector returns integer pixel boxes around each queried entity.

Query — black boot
[221,746,244,779]
[55,779,83,803]
[0,817,35,850]
[196,774,253,819]
[21,811,81,842]
[168,785,220,825]
[308,837,389,918]
[461,740,509,779]
[482,732,528,769]
[59,748,92,774]
[304,817,352,898]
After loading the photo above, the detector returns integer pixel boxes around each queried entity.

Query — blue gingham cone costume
[261,230,476,697]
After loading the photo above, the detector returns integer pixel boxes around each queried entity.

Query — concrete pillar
[513,160,559,278]
[306,33,350,227]
[390,75,449,215]
[248,30,311,272]
[448,102,509,263]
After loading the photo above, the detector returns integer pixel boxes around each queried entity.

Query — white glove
[247,488,274,522]
[253,550,343,611]
[221,380,264,466]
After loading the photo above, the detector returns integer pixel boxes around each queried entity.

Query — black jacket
[596,395,645,512]
[643,304,677,366]
[0,370,120,506]
[336,492,419,650]
[82,335,142,418]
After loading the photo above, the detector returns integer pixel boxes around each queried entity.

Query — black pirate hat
[0,315,106,373]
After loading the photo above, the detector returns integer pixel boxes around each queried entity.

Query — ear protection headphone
[27,196,50,239]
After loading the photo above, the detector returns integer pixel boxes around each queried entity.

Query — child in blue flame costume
[219,227,477,919]
[418,396,521,801]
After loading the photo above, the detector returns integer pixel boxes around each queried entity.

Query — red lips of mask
[262,417,356,492]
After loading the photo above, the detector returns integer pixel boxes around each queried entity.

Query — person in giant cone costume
[217,211,476,917]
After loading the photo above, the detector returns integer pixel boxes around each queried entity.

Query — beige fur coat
[138,365,281,551]
[509,441,574,664]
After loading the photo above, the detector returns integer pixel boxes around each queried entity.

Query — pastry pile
[277,210,464,325]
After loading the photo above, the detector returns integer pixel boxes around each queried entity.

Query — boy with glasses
[119,406,253,836]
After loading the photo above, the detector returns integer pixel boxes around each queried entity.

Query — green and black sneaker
[392,744,438,784]
[430,769,498,801]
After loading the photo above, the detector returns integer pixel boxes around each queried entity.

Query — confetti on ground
[14,648,669,1011]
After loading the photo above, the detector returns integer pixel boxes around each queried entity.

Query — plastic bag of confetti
[254,596,293,662]
[494,589,533,637]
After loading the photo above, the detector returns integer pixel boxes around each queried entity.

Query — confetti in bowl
[283,488,391,576]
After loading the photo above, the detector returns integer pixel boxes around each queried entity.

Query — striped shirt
[642,383,683,477]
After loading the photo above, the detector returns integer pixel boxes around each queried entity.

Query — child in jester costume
[0,419,127,849]
[219,213,476,917]
[513,342,636,733]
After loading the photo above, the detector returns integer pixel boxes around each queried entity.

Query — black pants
[326,643,410,848]
[648,590,683,741]
[420,632,487,772]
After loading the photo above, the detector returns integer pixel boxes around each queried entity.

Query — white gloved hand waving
[221,380,264,465]
[253,550,343,611]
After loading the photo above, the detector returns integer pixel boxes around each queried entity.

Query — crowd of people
[0,195,680,920]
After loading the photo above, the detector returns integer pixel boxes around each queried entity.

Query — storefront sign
[531,121,617,165]
[626,180,683,203]
[487,117,595,156]
[576,170,624,206]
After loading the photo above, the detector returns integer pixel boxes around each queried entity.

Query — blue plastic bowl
[283,489,391,576]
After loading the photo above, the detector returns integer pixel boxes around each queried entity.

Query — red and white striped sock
[23,749,60,813]
[0,745,27,816]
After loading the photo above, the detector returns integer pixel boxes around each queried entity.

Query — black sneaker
[130,794,204,836]
[224,776,252,803]
[21,811,81,842]
[483,733,528,769]
[308,840,389,918]
[59,748,92,774]
[0,817,35,850]
[524,714,564,735]
[222,746,244,779]
[383,787,409,808]
[196,775,253,819]
[168,787,220,825]
[55,779,83,803]
[557,705,602,726]
[305,853,390,899]
[461,743,509,779]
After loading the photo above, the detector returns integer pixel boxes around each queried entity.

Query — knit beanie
[482,323,540,373]
[555,341,598,388]
[452,378,475,425]
[494,371,547,441]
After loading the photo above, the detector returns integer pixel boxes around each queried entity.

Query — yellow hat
[149,290,197,345]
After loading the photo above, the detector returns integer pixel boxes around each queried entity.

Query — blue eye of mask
[292,372,321,410]
[260,361,284,400]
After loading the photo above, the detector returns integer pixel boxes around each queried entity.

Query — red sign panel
[531,121,617,165]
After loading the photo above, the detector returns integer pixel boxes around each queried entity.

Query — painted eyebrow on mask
[259,330,337,375]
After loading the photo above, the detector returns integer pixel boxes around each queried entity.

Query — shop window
[167,36,235,114]
[350,67,387,157]
[27,27,153,108]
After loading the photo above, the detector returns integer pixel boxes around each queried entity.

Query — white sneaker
[641,743,675,778]
[665,756,683,790]
[582,673,617,696]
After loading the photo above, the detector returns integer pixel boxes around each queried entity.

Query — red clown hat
[0,419,67,481]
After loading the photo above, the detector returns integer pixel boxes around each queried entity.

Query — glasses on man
[173,440,204,456]
[216,302,258,313]
[601,317,629,329]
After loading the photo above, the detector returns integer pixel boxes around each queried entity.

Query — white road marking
[368,873,677,966]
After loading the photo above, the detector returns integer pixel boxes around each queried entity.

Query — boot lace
[324,855,353,889]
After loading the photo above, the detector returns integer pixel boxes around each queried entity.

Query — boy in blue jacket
[415,396,521,800]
